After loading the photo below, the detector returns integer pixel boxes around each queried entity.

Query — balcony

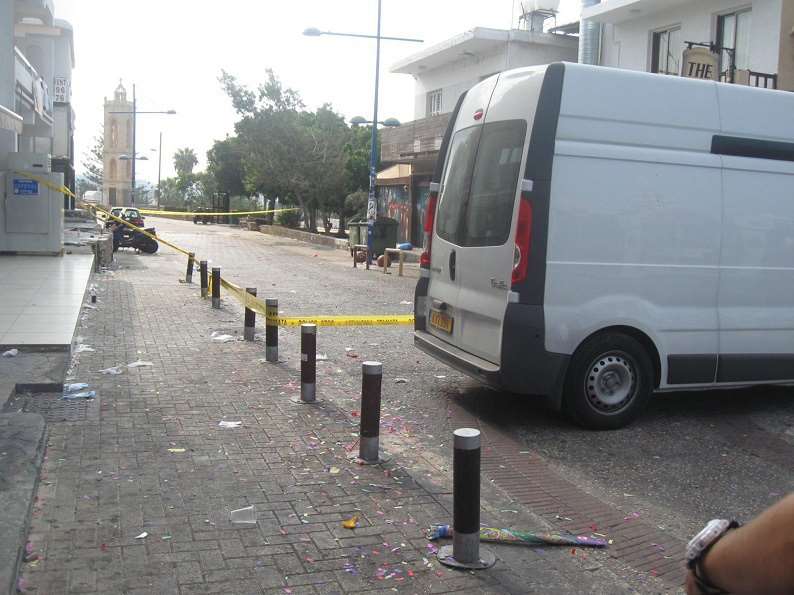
[380,113,451,166]
[582,0,691,24]
[14,0,55,25]
[14,46,53,132]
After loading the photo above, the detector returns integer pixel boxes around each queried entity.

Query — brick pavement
[17,242,646,594]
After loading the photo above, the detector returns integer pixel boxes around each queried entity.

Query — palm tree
[173,147,198,178]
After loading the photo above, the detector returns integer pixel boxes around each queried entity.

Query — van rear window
[436,120,527,247]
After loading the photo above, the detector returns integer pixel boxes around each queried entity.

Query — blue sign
[13,179,39,196]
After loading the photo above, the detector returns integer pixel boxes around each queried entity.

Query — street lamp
[110,84,175,205]
[304,4,422,263]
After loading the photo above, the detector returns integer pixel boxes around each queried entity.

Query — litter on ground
[62,391,96,400]
[218,421,242,428]
[127,360,154,368]
[2,348,18,357]
[98,366,123,375]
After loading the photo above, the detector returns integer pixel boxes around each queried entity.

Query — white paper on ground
[98,366,123,375]
[218,421,242,428]
[127,360,154,368]
[2,349,18,357]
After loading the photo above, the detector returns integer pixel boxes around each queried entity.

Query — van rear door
[425,69,541,364]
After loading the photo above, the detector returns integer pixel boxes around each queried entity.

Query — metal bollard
[185,252,195,284]
[294,323,317,403]
[211,267,221,309]
[358,361,383,463]
[265,298,278,362]
[437,428,495,570]
[244,287,257,341]
[200,261,208,298]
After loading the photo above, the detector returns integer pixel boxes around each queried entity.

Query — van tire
[563,332,653,430]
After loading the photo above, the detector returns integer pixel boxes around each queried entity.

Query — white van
[414,62,794,430]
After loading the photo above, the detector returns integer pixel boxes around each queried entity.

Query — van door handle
[449,250,456,281]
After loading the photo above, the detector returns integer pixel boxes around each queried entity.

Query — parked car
[193,207,213,224]
[106,207,144,228]
[414,62,794,430]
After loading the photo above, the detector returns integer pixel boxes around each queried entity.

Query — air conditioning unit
[4,152,52,173]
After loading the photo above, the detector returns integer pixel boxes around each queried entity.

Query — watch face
[686,519,730,562]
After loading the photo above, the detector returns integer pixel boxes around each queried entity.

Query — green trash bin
[347,219,364,249]
[371,217,399,257]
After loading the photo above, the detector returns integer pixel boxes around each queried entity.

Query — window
[436,120,528,247]
[126,159,131,177]
[109,158,117,179]
[718,9,752,80]
[427,89,443,116]
[126,120,132,149]
[651,26,682,75]
[108,187,117,206]
[110,119,118,147]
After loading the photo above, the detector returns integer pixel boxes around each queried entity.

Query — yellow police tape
[8,170,411,328]
[219,277,414,327]
[139,207,299,217]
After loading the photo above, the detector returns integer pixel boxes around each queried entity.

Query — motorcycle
[113,225,159,254]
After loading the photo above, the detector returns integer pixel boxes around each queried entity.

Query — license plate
[429,309,454,333]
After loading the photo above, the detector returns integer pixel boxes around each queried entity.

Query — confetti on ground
[342,515,359,529]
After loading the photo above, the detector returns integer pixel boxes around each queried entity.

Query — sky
[54,0,580,183]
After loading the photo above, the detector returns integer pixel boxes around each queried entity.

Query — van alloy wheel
[585,352,636,413]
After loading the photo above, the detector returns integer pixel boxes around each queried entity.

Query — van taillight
[511,193,533,286]
[420,185,439,268]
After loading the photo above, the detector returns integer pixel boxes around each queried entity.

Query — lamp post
[110,84,175,205]
[303,5,422,263]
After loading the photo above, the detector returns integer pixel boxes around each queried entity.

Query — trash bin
[347,219,365,249]
[371,217,399,257]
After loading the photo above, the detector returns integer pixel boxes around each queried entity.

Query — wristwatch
[686,519,740,595]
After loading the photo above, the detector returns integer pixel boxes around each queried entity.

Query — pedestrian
[686,493,794,594]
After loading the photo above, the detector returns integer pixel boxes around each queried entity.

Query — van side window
[463,120,527,247]
[436,126,481,245]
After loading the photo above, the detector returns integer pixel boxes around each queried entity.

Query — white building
[392,26,578,120]
[380,18,578,247]
[0,0,76,207]
[582,0,794,91]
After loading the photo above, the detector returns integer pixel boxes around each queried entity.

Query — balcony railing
[719,69,778,90]
[380,113,451,164]
[14,46,53,125]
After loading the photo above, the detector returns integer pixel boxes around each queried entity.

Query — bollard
[211,267,221,309]
[200,261,208,298]
[358,361,383,463]
[244,288,257,341]
[185,252,195,284]
[437,428,495,570]
[292,323,317,404]
[265,298,278,362]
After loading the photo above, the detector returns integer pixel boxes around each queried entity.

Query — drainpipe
[578,0,602,65]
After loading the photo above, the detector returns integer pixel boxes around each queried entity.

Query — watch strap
[689,520,740,594]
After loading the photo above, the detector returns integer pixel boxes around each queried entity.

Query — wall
[600,0,782,76]
[778,0,794,91]
[0,0,15,156]
[412,37,577,119]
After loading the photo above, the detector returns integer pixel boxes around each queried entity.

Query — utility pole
[131,83,136,205]
[157,131,162,207]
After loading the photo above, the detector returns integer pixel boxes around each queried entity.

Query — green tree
[219,70,349,233]
[207,137,246,197]
[173,147,198,178]
[82,130,104,187]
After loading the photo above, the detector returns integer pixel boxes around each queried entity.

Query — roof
[390,27,577,75]
[582,0,691,24]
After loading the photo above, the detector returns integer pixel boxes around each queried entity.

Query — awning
[0,104,23,134]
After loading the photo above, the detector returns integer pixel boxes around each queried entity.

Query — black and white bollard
[200,261,208,298]
[211,267,221,309]
[292,324,317,404]
[358,361,383,463]
[437,428,495,570]
[185,252,195,284]
[265,298,278,362]
[244,287,257,341]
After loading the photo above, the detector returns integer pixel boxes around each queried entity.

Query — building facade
[0,0,75,208]
[102,82,133,207]
[582,0,794,91]
[379,22,578,247]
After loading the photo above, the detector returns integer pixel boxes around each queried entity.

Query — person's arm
[687,494,794,595]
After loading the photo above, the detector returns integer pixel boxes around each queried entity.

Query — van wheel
[563,333,653,430]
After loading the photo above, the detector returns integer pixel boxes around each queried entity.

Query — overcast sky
[54,0,580,183]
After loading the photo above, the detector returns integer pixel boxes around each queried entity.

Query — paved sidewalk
[17,245,646,594]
